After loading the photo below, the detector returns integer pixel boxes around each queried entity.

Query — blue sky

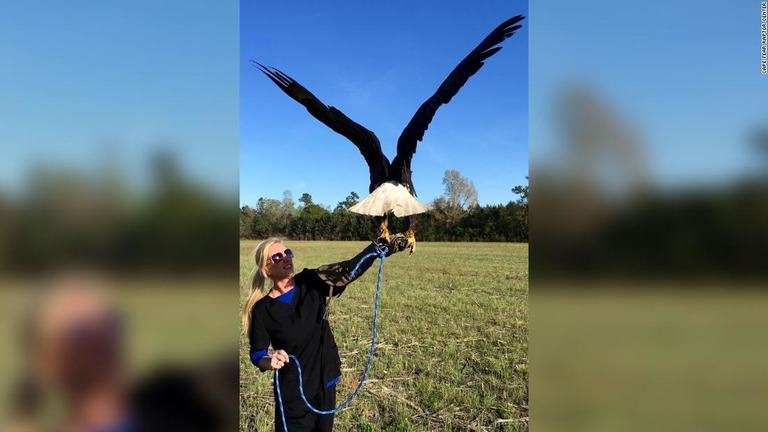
[2,0,763,206]
[530,0,768,189]
[240,1,529,208]
[0,1,239,195]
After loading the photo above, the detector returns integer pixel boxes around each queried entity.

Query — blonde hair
[242,237,282,335]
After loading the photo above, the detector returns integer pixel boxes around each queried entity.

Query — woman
[242,235,409,431]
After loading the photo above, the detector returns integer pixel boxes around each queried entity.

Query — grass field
[239,241,529,431]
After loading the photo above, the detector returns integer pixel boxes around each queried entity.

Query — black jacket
[248,243,381,399]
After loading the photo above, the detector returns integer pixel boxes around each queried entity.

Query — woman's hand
[270,349,290,370]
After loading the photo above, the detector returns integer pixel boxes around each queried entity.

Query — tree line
[240,170,528,242]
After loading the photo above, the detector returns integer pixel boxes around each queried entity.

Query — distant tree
[441,169,478,225]
[240,205,257,238]
[299,193,313,208]
[512,176,529,205]
[150,148,181,191]
[511,176,529,241]
[256,197,292,236]
[335,191,360,212]
[282,190,296,214]
[443,169,479,209]
[430,196,448,220]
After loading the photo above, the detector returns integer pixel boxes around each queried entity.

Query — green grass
[239,241,529,431]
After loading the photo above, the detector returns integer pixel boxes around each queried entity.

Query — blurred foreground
[0,150,236,276]
[2,274,237,432]
[1,2,239,430]
[530,1,768,430]
[533,288,768,431]
[0,152,239,431]
[531,83,768,432]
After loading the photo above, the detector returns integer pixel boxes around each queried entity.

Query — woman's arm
[249,311,275,372]
[314,234,410,288]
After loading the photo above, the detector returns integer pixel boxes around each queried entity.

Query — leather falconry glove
[377,233,410,257]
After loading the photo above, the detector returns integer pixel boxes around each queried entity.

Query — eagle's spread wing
[254,62,390,192]
[391,15,525,182]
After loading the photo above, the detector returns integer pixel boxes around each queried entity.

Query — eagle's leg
[406,214,417,255]
[375,213,390,244]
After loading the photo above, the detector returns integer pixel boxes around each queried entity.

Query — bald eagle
[254,15,524,253]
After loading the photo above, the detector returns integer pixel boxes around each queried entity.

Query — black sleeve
[302,242,382,297]
[248,307,271,373]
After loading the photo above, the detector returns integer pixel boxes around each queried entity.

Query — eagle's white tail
[349,181,432,217]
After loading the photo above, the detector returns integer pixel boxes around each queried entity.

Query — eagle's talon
[378,229,391,244]
[377,215,391,244]
[406,232,416,255]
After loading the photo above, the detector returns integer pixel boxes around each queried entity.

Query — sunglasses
[268,249,294,264]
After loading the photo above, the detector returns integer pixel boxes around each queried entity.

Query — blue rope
[274,244,388,431]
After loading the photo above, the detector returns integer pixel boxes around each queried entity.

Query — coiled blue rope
[274,243,388,431]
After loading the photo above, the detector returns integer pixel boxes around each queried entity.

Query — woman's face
[263,242,294,281]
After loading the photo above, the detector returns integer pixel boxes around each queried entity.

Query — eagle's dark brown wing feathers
[253,62,390,191]
[393,15,524,170]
